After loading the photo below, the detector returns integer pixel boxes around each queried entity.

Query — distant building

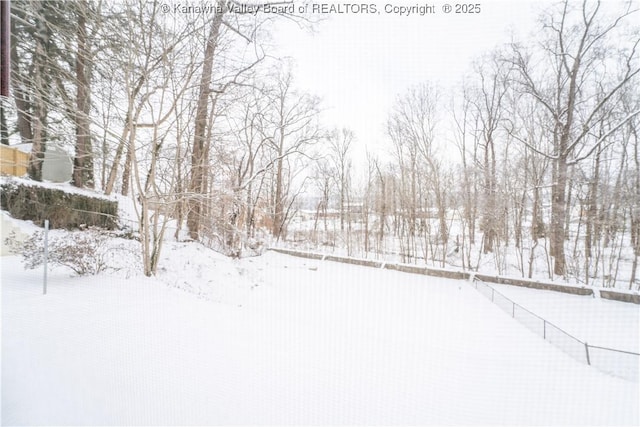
[345,202,364,214]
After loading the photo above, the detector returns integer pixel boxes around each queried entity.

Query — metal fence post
[585,342,591,365]
[491,288,494,302]
[543,320,546,340]
[43,219,49,295]
[512,302,515,317]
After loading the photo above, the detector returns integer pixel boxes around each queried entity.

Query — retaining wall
[474,273,594,296]
[324,254,382,268]
[269,248,638,304]
[599,290,640,304]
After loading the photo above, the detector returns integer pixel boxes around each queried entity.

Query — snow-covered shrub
[243,236,267,257]
[6,227,129,276]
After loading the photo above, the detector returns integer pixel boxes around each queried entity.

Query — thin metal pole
[543,320,546,339]
[43,219,48,295]
[585,342,591,365]
[512,301,515,317]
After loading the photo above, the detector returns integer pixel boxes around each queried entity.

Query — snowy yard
[3,1,639,424]
[2,248,639,425]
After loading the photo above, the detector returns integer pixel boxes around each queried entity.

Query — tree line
[3,0,639,288]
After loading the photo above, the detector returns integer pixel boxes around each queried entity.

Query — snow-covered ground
[2,242,638,425]
[489,283,639,353]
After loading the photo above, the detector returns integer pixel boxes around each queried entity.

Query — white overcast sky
[269,0,543,160]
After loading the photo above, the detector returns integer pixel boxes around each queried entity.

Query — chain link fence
[473,279,639,382]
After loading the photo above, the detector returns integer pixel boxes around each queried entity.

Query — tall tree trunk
[551,153,569,277]
[104,72,147,195]
[72,1,94,188]
[482,134,497,253]
[10,5,33,145]
[104,116,129,195]
[0,0,8,143]
[187,5,226,240]
[585,150,601,261]
[529,178,543,278]
[0,0,9,99]
[121,128,135,196]
[603,141,627,248]
[272,140,284,238]
[378,171,386,250]
[0,99,7,145]
[28,11,48,181]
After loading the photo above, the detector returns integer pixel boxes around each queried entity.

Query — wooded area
[2,0,639,288]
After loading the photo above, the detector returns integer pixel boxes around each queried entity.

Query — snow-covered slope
[2,245,638,425]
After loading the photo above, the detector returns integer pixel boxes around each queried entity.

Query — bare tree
[71,0,95,188]
[328,128,354,232]
[508,0,640,276]
[387,83,445,263]
[186,2,229,240]
[12,0,58,180]
[311,156,335,245]
[262,64,321,240]
[185,2,310,241]
[468,53,511,254]
[102,0,185,195]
